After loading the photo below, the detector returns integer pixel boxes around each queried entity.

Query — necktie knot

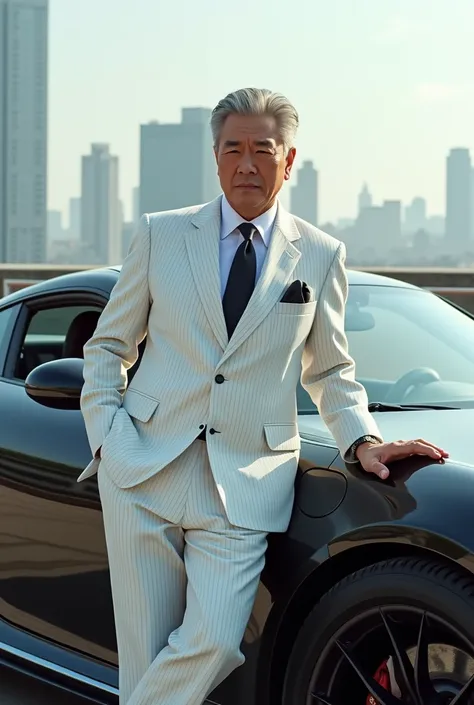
[238,222,255,241]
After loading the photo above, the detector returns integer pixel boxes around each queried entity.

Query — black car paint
[0,267,473,705]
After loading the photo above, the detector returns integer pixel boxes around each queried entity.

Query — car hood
[298,408,474,467]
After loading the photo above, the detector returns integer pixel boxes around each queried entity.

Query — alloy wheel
[310,606,474,705]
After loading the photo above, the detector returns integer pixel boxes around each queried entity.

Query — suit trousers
[98,439,268,705]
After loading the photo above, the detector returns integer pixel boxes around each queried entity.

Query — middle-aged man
[78,88,448,705]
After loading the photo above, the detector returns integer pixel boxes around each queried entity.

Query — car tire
[282,557,474,704]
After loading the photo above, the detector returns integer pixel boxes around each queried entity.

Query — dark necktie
[222,222,257,338]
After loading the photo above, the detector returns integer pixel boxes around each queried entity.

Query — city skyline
[49,108,472,229]
[47,132,474,272]
[46,105,474,267]
[52,131,463,232]
[47,0,474,224]
[4,0,474,267]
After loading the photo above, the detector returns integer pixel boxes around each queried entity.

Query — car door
[0,289,118,672]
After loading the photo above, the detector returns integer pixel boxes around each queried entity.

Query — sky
[48,0,474,224]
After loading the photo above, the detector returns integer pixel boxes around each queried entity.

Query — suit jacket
[78,196,382,532]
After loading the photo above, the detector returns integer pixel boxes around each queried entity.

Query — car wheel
[282,557,474,705]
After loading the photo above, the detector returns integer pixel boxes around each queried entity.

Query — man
[78,87,447,705]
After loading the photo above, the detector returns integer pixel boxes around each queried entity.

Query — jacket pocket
[123,388,160,423]
[264,423,301,452]
[274,301,317,315]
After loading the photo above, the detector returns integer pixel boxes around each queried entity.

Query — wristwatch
[345,435,381,463]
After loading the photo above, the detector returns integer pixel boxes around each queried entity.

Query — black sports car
[1,266,474,705]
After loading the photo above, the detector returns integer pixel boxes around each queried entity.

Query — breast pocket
[265,300,316,354]
[275,300,317,316]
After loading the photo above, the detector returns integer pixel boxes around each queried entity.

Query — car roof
[347,268,417,288]
[0,264,416,308]
[0,266,120,307]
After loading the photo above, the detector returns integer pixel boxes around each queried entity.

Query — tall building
[68,197,81,239]
[427,215,445,237]
[139,107,221,214]
[0,0,48,263]
[358,183,372,214]
[353,200,401,255]
[47,210,63,242]
[122,221,134,260]
[132,186,140,224]
[404,197,427,235]
[446,148,472,246]
[290,160,318,226]
[382,200,402,242]
[80,143,122,264]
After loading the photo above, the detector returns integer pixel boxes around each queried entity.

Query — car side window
[0,306,17,376]
[0,307,15,345]
[13,304,103,381]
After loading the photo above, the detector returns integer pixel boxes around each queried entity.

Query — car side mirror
[25,358,84,411]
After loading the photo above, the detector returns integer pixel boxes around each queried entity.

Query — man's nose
[237,155,257,174]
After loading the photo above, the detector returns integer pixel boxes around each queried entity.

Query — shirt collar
[220,195,277,248]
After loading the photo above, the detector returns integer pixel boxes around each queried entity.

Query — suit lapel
[185,196,228,350]
[219,203,301,364]
[185,198,302,358]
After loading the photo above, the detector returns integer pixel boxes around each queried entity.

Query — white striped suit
[79,195,382,703]
[97,441,267,705]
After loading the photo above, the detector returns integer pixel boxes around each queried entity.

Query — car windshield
[297,284,474,413]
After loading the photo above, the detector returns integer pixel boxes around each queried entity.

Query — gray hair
[211,87,299,154]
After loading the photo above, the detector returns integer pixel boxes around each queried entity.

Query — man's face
[214,114,296,220]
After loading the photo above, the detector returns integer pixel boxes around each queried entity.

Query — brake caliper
[366,656,401,704]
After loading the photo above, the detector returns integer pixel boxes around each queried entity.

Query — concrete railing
[353,267,474,314]
[1,263,474,314]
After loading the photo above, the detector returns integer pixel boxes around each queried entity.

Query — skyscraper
[68,197,81,239]
[132,186,140,224]
[290,160,318,226]
[446,148,472,245]
[382,200,402,242]
[404,197,427,235]
[358,183,372,214]
[80,144,122,264]
[0,0,48,263]
[139,108,221,214]
[47,210,63,242]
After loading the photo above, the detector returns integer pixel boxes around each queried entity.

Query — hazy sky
[48,0,474,223]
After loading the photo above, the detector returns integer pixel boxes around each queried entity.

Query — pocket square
[281,280,313,304]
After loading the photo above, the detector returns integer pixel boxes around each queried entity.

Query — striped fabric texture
[98,439,267,705]
[79,195,382,533]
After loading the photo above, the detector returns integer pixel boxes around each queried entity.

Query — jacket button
[209,428,216,435]
[215,374,225,384]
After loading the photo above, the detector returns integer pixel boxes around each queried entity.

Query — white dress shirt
[219,196,278,297]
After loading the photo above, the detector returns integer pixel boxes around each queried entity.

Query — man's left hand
[356,439,449,480]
